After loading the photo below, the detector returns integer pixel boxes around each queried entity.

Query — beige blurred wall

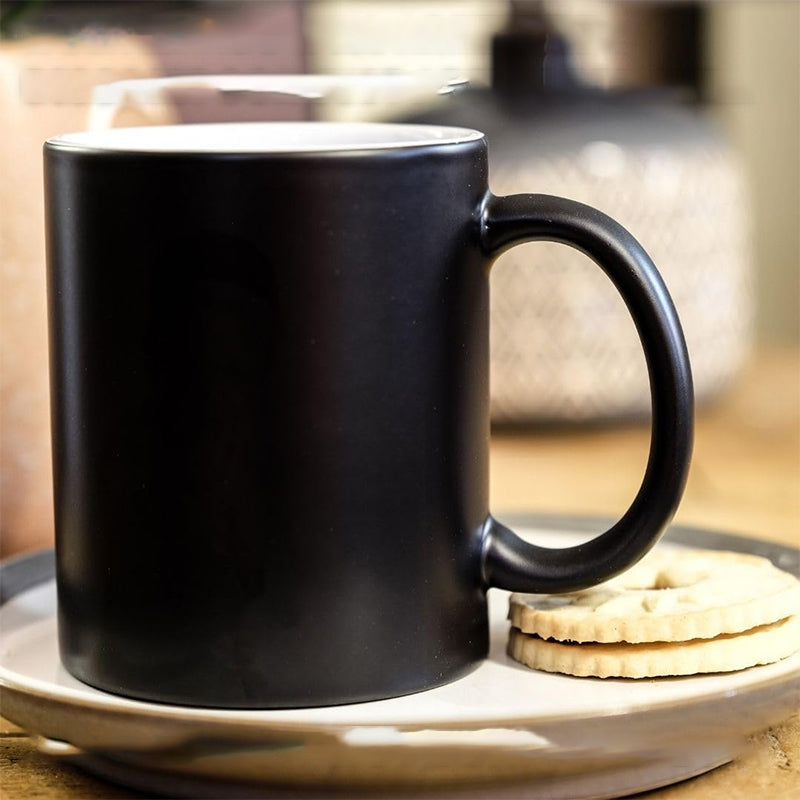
[707,1,800,345]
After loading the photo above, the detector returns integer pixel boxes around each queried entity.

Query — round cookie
[508,549,800,644]
[508,615,800,679]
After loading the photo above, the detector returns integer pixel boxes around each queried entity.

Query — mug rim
[45,121,485,155]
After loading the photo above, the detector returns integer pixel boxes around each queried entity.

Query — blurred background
[1,0,798,556]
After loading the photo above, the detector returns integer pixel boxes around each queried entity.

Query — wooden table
[2,347,798,799]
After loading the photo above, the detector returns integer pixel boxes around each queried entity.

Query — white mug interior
[47,122,484,154]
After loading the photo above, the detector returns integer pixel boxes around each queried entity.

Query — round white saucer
[2,516,798,799]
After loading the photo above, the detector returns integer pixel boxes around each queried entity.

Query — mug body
[45,123,492,707]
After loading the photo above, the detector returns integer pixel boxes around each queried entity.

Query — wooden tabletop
[2,346,798,799]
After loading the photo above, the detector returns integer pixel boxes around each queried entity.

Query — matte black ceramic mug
[45,122,693,709]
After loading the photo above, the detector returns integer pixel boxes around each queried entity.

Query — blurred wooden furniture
[2,345,798,799]
[491,345,799,550]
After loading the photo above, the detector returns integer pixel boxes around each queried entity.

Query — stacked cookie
[508,549,800,678]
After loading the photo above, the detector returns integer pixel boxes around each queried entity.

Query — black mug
[45,122,693,708]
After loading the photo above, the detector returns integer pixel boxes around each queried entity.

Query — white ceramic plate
[1,516,798,800]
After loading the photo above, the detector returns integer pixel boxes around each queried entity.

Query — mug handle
[479,193,694,594]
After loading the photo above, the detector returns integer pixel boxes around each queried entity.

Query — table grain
[2,347,798,799]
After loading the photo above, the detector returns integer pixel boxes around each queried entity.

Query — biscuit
[509,549,800,644]
[508,614,800,679]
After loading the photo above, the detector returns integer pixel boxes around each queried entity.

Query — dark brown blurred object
[609,1,705,98]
